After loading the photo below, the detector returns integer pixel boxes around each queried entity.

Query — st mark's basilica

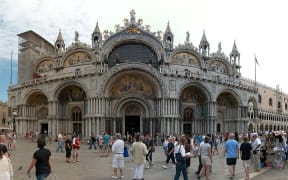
[7,10,288,139]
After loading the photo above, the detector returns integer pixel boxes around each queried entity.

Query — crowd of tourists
[1,129,288,180]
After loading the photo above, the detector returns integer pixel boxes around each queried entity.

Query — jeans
[174,159,188,180]
[36,173,49,180]
[56,141,64,152]
[89,142,97,150]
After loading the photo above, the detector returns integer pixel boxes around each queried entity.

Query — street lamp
[12,109,18,131]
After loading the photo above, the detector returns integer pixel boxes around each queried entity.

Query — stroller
[272,142,286,169]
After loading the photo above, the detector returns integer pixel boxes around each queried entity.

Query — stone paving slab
[9,139,275,180]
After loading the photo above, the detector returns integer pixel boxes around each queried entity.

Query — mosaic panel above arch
[172,52,200,66]
[208,60,228,74]
[36,59,54,73]
[181,86,207,103]
[64,51,91,67]
[108,72,157,99]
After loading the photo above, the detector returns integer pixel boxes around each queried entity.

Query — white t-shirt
[174,144,186,159]
[251,137,261,151]
[112,139,124,154]
[0,155,12,179]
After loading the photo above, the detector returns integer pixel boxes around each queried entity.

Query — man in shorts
[224,133,239,179]
[103,132,111,157]
[240,136,252,180]
[111,133,124,179]
[72,134,80,162]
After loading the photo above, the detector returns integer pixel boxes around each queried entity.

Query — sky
[0,0,288,102]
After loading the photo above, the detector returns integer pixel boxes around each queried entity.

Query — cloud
[0,0,288,96]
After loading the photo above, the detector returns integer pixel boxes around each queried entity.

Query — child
[65,135,72,163]
[194,141,199,157]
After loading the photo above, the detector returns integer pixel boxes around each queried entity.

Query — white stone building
[7,10,288,138]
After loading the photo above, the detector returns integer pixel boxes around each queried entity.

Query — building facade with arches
[8,10,288,138]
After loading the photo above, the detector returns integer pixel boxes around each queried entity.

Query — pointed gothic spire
[164,21,172,34]
[230,40,240,67]
[55,29,65,54]
[199,30,210,56]
[56,29,64,42]
[163,21,174,51]
[92,21,102,49]
[230,40,240,58]
[94,21,100,33]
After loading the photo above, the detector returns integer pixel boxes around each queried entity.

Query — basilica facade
[8,10,288,138]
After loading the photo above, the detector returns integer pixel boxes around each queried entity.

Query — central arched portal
[119,101,150,136]
[124,104,141,135]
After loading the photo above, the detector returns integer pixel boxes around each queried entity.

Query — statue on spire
[130,9,136,25]
[186,31,190,44]
[75,31,79,42]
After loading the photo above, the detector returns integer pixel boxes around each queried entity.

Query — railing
[159,66,256,91]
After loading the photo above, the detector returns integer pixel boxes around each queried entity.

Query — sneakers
[145,166,150,169]
[112,175,124,179]
[162,165,168,169]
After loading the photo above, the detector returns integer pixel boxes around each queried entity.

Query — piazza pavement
[9,138,287,180]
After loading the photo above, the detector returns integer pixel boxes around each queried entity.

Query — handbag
[175,145,184,163]
[151,146,155,152]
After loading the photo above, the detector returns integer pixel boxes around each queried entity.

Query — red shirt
[73,137,80,149]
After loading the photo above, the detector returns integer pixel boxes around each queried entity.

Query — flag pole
[254,54,257,91]
[10,51,13,85]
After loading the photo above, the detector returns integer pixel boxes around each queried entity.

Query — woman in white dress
[0,144,13,180]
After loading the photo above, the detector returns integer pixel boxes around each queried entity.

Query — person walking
[162,136,175,169]
[174,136,190,180]
[72,133,80,162]
[130,134,148,180]
[0,145,13,180]
[251,133,261,172]
[224,133,239,179]
[198,136,212,180]
[144,133,154,169]
[102,132,111,157]
[240,136,252,180]
[88,133,97,150]
[65,135,72,163]
[111,133,124,179]
[27,139,52,180]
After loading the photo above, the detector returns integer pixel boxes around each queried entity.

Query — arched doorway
[22,91,48,136]
[216,91,240,133]
[124,104,141,136]
[183,108,194,135]
[57,84,86,136]
[180,85,208,134]
[71,106,82,136]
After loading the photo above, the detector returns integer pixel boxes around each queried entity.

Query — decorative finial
[186,31,190,43]
[130,9,136,25]
[75,31,79,42]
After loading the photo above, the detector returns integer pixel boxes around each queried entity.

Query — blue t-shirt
[225,139,239,158]
[198,135,203,144]
[103,134,111,145]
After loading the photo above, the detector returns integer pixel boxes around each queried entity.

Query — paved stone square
[9,139,286,180]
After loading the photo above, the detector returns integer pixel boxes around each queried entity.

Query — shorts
[201,156,212,166]
[226,158,237,166]
[103,144,109,151]
[73,148,79,156]
[242,160,250,168]
[112,154,124,168]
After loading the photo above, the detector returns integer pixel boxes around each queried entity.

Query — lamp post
[12,109,18,131]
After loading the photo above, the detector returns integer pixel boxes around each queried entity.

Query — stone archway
[180,85,209,134]
[57,84,87,136]
[216,91,240,133]
[16,91,49,136]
